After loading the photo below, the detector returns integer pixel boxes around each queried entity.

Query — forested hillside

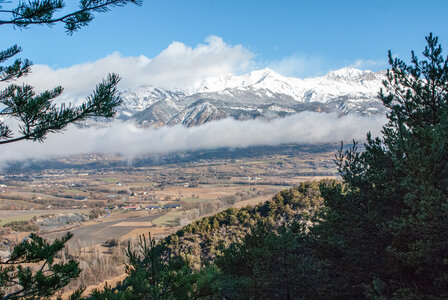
[160,181,324,268]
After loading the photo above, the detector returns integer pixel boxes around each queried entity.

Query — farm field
[1,144,340,242]
[0,209,90,225]
[43,211,165,248]
[0,143,340,295]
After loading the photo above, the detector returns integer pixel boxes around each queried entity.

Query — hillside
[159,181,325,268]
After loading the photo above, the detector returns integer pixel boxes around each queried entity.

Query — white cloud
[0,112,386,165]
[6,36,255,103]
[267,53,388,79]
[348,59,387,70]
[3,37,388,104]
[268,54,327,78]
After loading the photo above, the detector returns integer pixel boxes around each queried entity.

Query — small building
[163,204,181,209]
[123,205,140,211]
[145,205,161,210]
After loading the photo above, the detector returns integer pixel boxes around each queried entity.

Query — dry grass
[121,226,172,240]
[0,209,89,225]
[58,273,128,299]
[0,199,43,210]
[182,198,213,203]
[105,210,150,221]
[232,194,275,209]
[111,221,153,227]
[157,185,277,201]
[152,210,185,227]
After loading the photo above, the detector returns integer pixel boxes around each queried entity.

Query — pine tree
[216,222,322,299]
[316,33,448,299]
[0,0,142,145]
[0,1,142,34]
[0,1,142,298]
[89,234,221,300]
[0,233,80,299]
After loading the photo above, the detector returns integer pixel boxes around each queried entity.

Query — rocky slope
[118,68,386,127]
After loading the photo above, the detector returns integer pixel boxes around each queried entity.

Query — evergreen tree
[216,222,322,299]
[0,0,142,145]
[0,233,80,299]
[0,1,142,298]
[89,234,221,300]
[315,33,448,299]
[0,1,142,34]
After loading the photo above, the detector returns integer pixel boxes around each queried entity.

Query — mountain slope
[168,100,229,127]
[159,181,324,268]
[118,68,386,127]
[132,99,180,127]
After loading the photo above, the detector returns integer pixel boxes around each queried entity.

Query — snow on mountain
[168,100,229,127]
[189,67,384,102]
[131,98,180,127]
[118,67,386,127]
[118,87,185,119]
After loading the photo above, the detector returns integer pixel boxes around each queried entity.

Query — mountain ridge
[119,67,386,127]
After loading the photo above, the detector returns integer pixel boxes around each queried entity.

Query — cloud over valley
[0,112,386,165]
[0,36,389,165]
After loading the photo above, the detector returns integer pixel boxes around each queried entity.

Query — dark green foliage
[0,45,31,83]
[160,181,324,267]
[0,0,142,34]
[376,33,448,299]
[216,222,322,299]
[0,232,80,299]
[0,73,122,144]
[314,34,448,299]
[89,234,221,300]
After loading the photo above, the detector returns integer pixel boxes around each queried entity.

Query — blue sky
[1,0,448,78]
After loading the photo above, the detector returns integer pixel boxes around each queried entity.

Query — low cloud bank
[0,112,386,165]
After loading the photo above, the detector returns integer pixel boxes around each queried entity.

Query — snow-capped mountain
[118,67,386,127]
[168,100,228,127]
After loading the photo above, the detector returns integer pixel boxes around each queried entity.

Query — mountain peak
[324,68,376,81]
[118,66,387,127]
[245,68,283,82]
[194,68,283,93]
[247,67,276,76]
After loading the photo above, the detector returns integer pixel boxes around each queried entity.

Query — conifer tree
[0,233,80,300]
[0,1,142,299]
[316,33,448,299]
[89,234,221,300]
[216,222,321,299]
[0,0,142,144]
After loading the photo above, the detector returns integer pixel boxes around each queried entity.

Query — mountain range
[117,68,386,127]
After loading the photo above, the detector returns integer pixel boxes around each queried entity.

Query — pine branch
[0,73,121,144]
[0,0,142,34]
[0,45,32,82]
